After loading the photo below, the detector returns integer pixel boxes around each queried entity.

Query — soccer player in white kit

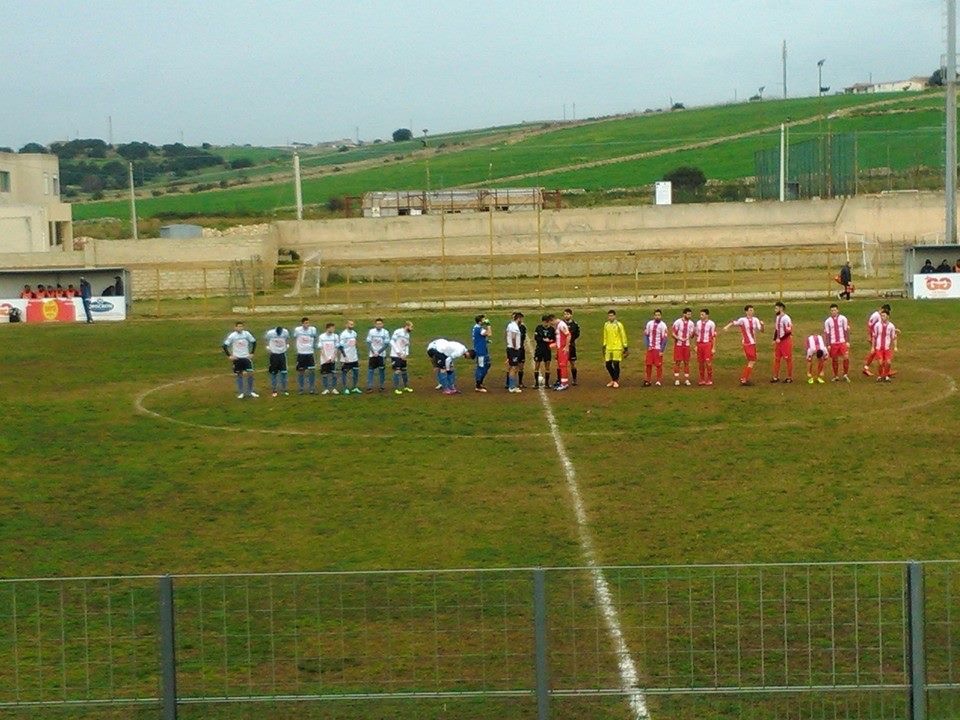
[293,316,318,395]
[264,325,290,397]
[805,334,828,384]
[365,318,391,393]
[671,307,696,386]
[505,313,523,393]
[428,339,476,394]
[317,322,340,395]
[339,320,361,394]
[390,321,414,394]
[222,321,258,399]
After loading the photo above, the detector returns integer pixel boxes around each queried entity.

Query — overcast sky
[0,0,945,149]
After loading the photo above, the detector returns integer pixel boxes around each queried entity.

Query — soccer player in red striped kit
[823,303,851,382]
[862,303,891,377]
[694,308,717,386]
[671,307,696,386]
[724,305,764,386]
[547,313,572,391]
[870,308,898,382]
[643,308,669,386]
[770,301,794,383]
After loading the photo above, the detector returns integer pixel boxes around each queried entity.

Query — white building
[0,152,72,253]
[844,77,929,94]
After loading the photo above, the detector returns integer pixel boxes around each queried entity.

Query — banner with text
[0,297,127,323]
[913,274,960,299]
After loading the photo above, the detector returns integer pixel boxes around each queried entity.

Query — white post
[947,0,957,244]
[779,124,786,202]
[128,162,138,240]
[293,152,303,221]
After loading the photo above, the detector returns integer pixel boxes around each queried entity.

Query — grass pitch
[2,299,959,719]
[2,298,958,578]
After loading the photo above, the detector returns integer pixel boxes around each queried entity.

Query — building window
[52,176,60,196]
[44,173,50,195]
[0,170,9,192]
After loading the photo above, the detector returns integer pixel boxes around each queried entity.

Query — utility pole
[782,40,787,99]
[779,124,786,201]
[293,152,303,221]
[947,0,958,243]
[128,162,138,240]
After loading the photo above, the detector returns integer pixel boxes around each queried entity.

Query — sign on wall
[912,274,960,299]
[654,181,672,206]
[0,297,127,323]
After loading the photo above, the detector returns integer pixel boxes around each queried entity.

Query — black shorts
[432,352,448,369]
[368,356,385,369]
[569,344,578,362]
[391,357,408,370]
[320,362,336,375]
[518,348,526,363]
[534,346,552,363]
[506,348,522,367]
[296,353,315,371]
[268,354,287,375]
[341,361,359,371]
[232,357,253,374]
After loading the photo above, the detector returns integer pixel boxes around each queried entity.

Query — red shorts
[742,344,758,362]
[774,337,793,360]
[645,348,663,365]
[696,342,713,361]
[555,347,569,366]
[875,349,893,363]
[829,342,848,359]
[673,345,691,363]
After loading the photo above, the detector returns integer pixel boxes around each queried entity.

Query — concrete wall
[0,234,276,298]
[274,192,946,262]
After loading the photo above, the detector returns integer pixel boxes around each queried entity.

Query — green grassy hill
[72,91,950,223]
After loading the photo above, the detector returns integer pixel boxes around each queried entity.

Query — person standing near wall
[79,276,93,323]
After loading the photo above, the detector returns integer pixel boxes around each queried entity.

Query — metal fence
[2,562,958,719]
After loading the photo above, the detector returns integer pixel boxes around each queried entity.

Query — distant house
[844,76,929,94]
[0,151,72,253]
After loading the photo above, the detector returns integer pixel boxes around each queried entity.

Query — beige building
[0,152,72,253]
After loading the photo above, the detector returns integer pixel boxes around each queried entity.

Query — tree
[392,128,413,142]
[229,157,253,169]
[19,142,47,154]
[663,166,707,192]
[116,141,155,161]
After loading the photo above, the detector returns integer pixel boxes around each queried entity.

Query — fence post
[158,574,178,720]
[906,561,926,720]
[533,568,550,720]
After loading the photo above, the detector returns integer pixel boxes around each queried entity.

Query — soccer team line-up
[220,301,901,399]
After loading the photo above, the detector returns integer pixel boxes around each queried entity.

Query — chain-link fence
[1,561,959,718]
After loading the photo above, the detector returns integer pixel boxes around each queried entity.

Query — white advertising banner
[912,274,960,299]
[0,297,127,323]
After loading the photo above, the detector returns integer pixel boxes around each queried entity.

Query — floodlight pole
[947,0,958,244]
[128,162,138,241]
[779,124,786,201]
[782,40,787,99]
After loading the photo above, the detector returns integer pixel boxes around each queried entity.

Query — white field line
[533,374,649,718]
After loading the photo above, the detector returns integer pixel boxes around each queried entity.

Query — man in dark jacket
[79,276,93,323]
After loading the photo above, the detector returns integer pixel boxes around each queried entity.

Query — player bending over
[805,334,828,384]
[427,339,476,395]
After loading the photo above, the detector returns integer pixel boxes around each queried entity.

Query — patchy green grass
[1,298,958,719]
